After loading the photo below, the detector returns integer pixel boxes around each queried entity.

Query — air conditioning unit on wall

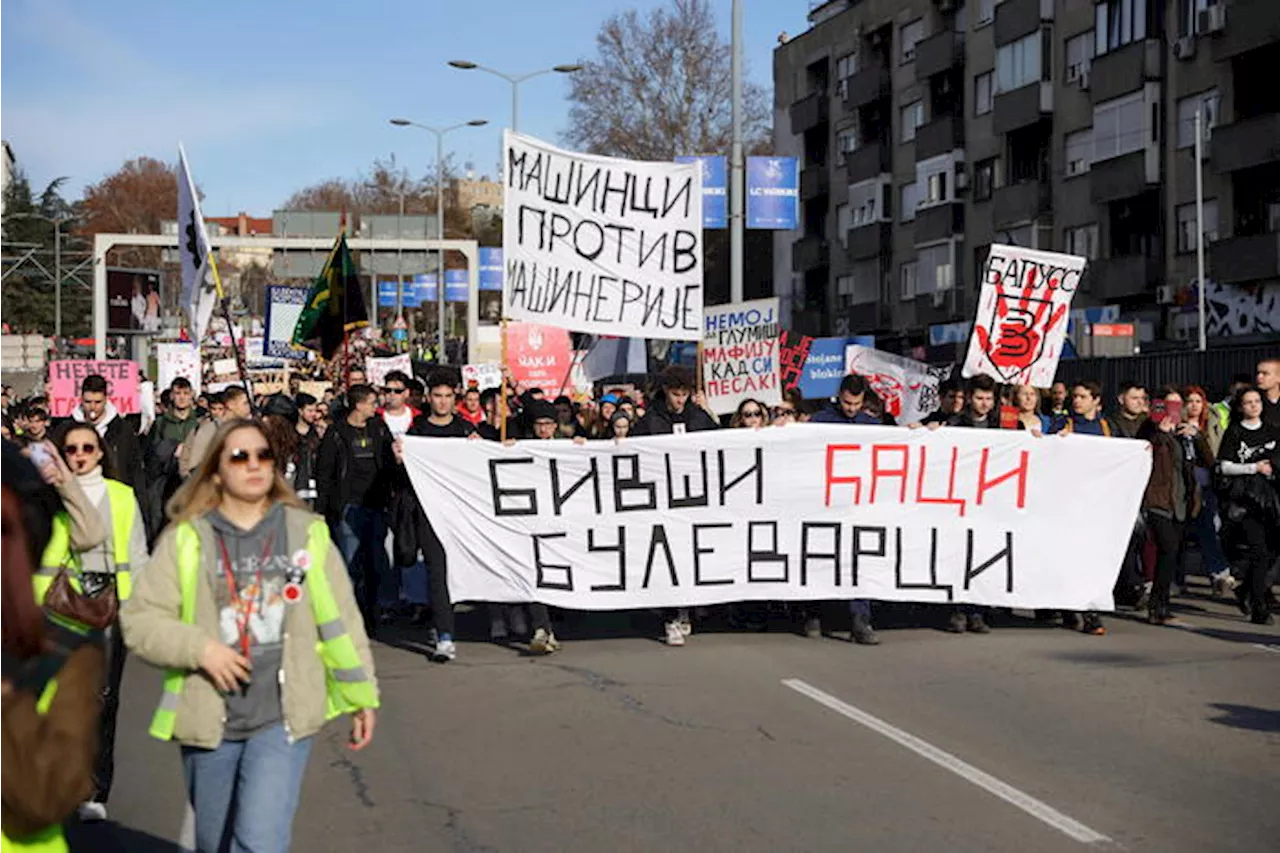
[1173,36,1196,61]
[1199,5,1226,34]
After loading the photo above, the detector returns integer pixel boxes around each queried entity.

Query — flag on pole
[176,144,219,343]
[291,233,368,359]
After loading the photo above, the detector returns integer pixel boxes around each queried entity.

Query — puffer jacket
[120,504,376,749]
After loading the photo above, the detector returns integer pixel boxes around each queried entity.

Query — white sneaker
[431,638,457,662]
[676,608,693,637]
[665,621,686,646]
[530,628,554,654]
[77,801,107,823]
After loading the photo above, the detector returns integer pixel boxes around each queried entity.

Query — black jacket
[315,416,398,527]
[946,408,999,429]
[631,399,719,435]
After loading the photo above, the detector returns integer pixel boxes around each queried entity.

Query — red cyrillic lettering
[976,448,1029,509]
[915,445,966,516]
[870,444,909,503]
[824,444,862,506]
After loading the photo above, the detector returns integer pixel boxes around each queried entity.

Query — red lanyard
[215,531,276,659]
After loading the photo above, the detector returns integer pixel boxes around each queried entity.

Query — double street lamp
[389,118,488,364]
[446,60,582,133]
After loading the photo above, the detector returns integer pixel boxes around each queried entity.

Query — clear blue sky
[2,0,809,217]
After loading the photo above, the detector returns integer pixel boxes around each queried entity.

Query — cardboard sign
[505,322,573,396]
[963,244,1086,388]
[47,360,140,418]
[462,363,504,392]
[156,343,202,397]
[402,425,1152,612]
[702,298,782,415]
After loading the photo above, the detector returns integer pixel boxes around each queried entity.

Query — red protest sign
[47,360,141,418]
[505,322,573,396]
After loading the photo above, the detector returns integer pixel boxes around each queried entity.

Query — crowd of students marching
[1,354,1276,852]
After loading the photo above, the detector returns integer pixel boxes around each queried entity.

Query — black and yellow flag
[291,233,368,359]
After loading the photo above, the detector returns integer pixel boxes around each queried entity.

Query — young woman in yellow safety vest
[121,419,378,853]
[2,440,105,853]
[40,424,149,824]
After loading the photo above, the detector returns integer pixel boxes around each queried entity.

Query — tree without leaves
[564,0,770,161]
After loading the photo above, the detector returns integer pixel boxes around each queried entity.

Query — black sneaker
[1061,612,1081,631]
[851,614,880,646]
[1082,614,1106,636]
[947,611,967,634]
[804,617,822,639]
[966,613,991,634]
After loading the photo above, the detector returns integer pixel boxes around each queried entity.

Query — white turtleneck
[77,466,107,508]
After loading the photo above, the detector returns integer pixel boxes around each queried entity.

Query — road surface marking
[782,678,1114,847]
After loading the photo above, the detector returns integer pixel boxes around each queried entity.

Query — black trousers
[1146,513,1185,614]
[416,511,455,637]
[1237,515,1274,618]
[94,623,128,803]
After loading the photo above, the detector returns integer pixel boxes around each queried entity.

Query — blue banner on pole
[412,274,433,306]
[377,280,398,308]
[798,337,851,399]
[675,155,727,229]
[445,269,469,303]
[746,156,799,230]
[479,247,503,292]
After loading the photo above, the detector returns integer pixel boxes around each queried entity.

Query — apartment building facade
[773,0,1280,354]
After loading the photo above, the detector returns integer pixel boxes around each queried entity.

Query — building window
[901,19,925,64]
[1176,200,1218,253]
[976,0,995,26]
[900,261,918,300]
[1176,89,1219,149]
[995,32,1042,94]
[917,154,954,208]
[1065,224,1100,259]
[1065,129,1093,176]
[901,100,925,142]
[974,72,993,116]
[1092,91,1145,162]
[836,127,860,164]
[900,182,921,222]
[917,243,954,293]
[837,204,851,247]
[1095,0,1149,57]
[837,274,854,296]
[1065,32,1094,83]
[974,157,1000,201]
[835,52,858,98]
[1178,0,1216,38]
[849,178,887,227]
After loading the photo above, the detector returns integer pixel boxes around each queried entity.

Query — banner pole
[208,254,257,416]
[696,341,704,394]
[499,318,509,442]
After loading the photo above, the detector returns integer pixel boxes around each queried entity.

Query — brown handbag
[43,567,119,630]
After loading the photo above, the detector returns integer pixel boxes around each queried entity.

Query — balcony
[843,62,891,110]
[1210,113,1280,174]
[916,31,963,80]
[914,203,964,244]
[1090,151,1151,204]
[915,115,965,161]
[992,181,1051,228]
[1211,0,1280,62]
[1088,254,1160,300]
[800,166,830,201]
[843,301,882,335]
[846,222,891,261]
[790,91,829,135]
[995,0,1052,46]
[845,140,891,183]
[992,82,1053,134]
[1089,39,1161,104]
[792,235,829,272]
[1209,233,1280,284]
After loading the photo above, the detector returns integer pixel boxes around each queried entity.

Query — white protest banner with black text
[366,354,412,388]
[402,426,1150,612]
[702,298,782,415]
[962,244,1086,388]
[503,131,703,340]
[843,346,946,426]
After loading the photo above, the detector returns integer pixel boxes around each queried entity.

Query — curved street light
[446,60,582,131]
[388,118,488,364]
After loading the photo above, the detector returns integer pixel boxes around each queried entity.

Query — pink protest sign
[47,360,141,418]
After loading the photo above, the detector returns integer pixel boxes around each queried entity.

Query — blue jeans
[400,559,429,606]
[181,724,312,853]
[1186,489,1228,581]
[337,504,394,619]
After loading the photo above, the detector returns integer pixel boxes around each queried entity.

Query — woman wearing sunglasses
[121,419,378,853]
[48,423,149,823]
[730,399,771,429]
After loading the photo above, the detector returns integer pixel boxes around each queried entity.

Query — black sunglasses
[227,447,276,466]
[771,407,796,417]
[741,409,764,418]
[63,442,101,456]
[383,386,407,394]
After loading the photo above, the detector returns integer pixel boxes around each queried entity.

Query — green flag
[291,233,369,359]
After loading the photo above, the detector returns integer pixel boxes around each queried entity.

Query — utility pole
[1194,107,1207,353]
[729,0,745,304]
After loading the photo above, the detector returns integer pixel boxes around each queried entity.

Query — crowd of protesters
[2,352,1277,851]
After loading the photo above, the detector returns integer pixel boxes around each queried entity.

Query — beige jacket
[120,504,377,749]
[54,474,107,552]
[178,417,218,478]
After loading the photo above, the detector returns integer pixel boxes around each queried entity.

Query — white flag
[177,144,218,344]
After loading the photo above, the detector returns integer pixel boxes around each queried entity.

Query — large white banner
[403,426,1150,612]
[366,354,412,388]
[502,131,704,341]
[844,346,946,426]
[156,342,202,396]
[962,244,1086,388]
[703,298,782,415]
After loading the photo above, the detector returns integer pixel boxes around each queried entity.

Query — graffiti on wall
[1204,281,1280,337]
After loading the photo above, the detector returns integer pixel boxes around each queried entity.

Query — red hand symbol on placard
[975,268,1066,381]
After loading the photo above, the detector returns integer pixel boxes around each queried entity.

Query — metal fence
[1054,343,1278,398]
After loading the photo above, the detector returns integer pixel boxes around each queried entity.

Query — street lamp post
[390,118,488,365]
[3,211,71,337]
[446,61,582,133]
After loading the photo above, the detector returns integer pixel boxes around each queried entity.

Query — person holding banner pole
[807,374,882,646]
[632,367,718,647]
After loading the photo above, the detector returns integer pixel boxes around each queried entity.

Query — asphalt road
[71,584,1278,853]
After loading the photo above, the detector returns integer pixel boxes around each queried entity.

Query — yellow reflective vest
[35,480,136,604]
[0,682,70,853]
[148,519,379,741]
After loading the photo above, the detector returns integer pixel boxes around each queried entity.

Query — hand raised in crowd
[1175,422,1197,438]
[349,708,376,751]
[24,440,70,486]
[502,439,517,447]
[466,432,481,441]
[572,436,587,445]
[1258,459,1273,477]
[199,639,252,693]
[1158,416,1177,434]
